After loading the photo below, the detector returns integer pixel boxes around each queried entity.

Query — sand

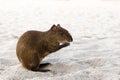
[0,0,120,80]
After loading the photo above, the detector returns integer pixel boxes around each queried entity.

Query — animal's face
[50,24,73,44]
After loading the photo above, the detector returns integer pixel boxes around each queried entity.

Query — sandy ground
[0,0,120,80]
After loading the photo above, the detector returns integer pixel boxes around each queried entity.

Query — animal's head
[50,24,73,44]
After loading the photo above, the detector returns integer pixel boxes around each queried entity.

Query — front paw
[61,43,70,47]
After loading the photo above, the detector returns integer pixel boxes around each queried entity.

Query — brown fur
[16,24,73,72]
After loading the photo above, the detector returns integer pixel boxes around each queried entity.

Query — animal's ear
[51,24,58,31]
[57,24,61,27]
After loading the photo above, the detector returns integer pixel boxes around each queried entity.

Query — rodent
[16,24,73,72]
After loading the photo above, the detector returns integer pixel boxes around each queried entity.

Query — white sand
[0,0,120,80]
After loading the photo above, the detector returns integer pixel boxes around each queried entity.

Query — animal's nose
[68,36,73,42]
[70,37,73,42]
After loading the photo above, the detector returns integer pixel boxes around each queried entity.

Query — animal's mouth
[59,39,70,45]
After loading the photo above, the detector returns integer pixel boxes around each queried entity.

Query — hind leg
[31,63,51,72]
[39,63,51,68]
[29,54,51,72]
[32,68,50,72]
[32,63,51,72]
[28,53,40,71]
[20,52,40,71]
[21,52,50,72]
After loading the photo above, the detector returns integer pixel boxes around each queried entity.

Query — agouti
[16,24,73,72]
